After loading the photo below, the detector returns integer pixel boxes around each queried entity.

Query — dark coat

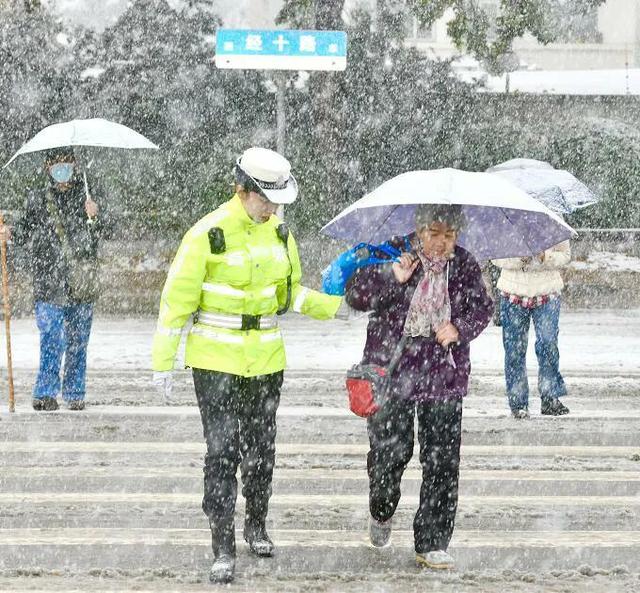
[12,180,111,305]
[345,245,493,403]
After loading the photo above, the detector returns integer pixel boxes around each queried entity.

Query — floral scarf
[403,252,450,338]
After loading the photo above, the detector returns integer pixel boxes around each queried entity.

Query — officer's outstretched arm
[152,232,208,371]
[279,232,342,320]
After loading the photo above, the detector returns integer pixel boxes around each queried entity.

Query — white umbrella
[3,118,159,168]
[487,160,598,215]
[488,158,554,171]
[321,168,576,261]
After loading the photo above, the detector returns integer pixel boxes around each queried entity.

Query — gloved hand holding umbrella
[0,118,159,412]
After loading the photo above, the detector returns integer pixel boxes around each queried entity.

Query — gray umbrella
[489,158,554,171]
[487,159,598,215]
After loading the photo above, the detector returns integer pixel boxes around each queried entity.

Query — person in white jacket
[492,241,571,418]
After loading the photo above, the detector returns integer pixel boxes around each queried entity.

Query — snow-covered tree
[279,0,608,73]
[410,0,607,72]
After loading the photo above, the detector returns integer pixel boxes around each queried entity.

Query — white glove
[153,371,173,404]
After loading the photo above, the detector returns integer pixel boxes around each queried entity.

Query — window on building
[549,2,602,43]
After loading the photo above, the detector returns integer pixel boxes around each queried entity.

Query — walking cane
[0,214,15,413]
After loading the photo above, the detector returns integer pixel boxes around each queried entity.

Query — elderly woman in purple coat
[345,204,493,570]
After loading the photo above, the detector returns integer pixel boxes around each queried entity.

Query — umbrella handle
[83,172,96,223]
[0,214,15,413]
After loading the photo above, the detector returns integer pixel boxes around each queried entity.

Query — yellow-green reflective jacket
[152,194,342,376]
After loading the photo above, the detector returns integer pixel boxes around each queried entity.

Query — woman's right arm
[345,263,398,312]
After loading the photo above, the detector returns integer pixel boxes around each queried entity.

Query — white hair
[415,204,466,231]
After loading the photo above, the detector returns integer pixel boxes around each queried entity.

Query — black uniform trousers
[193,369,283,523]
[367,397,463,553]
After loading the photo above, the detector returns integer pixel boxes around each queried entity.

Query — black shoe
[541,398,569,416]
[244,519,274,557]
[66,400,86,411]
[209,517,235,583]
[33,397,58,411]
[511,408,530,419]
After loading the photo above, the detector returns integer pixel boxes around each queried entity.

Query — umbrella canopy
[487,160,597,215]
[321,168,576,261]
[3,118,159,168]
[488,158,554,171]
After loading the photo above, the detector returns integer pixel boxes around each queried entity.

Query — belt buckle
[241,314,260,331]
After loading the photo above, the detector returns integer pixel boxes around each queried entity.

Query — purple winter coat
[345,245,493,403]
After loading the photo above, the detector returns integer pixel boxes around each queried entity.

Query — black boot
[32,397,58,411]
[244,518,274,557]
[541,398,569,416]
[209,517,236,584]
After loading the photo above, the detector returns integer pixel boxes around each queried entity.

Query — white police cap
[236,147,298,205]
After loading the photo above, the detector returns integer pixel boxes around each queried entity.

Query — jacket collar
[229,193,274,227]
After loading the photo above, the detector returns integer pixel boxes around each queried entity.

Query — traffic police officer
[152,147,342,583]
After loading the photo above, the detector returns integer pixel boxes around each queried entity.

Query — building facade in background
[349,0,638,70]
[242,0,639,71]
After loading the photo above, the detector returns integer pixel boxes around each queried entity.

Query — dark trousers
[193,369,283,523]
[367,397,463,553]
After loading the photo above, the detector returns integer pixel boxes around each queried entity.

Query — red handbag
[345,336,408,418]
[346,365,388,417]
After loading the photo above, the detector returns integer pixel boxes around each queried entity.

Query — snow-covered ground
[570,251,640,273]
[459,68,640,96]
[3,309,638,376]
[1,309,639,592]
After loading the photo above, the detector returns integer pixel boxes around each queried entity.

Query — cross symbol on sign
[273,34,289,52]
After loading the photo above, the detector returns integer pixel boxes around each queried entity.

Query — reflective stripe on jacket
[152,194,342,376]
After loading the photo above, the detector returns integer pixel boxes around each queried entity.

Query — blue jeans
[33,302,94,402]
[500,296,567,412]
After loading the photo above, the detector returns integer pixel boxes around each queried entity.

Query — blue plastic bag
[321,241,406,296]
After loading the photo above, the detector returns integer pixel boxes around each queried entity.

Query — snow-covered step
[1,408,639,449]
[2,467,640,497]
[1,441,638,457]
[1,528,639,573]
[3,442,639,475]
[1,492,638,510]
[5,404,640,419]
[3,498,634,533]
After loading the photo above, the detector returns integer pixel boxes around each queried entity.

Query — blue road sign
[215,29,348,71]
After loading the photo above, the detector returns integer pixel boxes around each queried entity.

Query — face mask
[49,163,75,184]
